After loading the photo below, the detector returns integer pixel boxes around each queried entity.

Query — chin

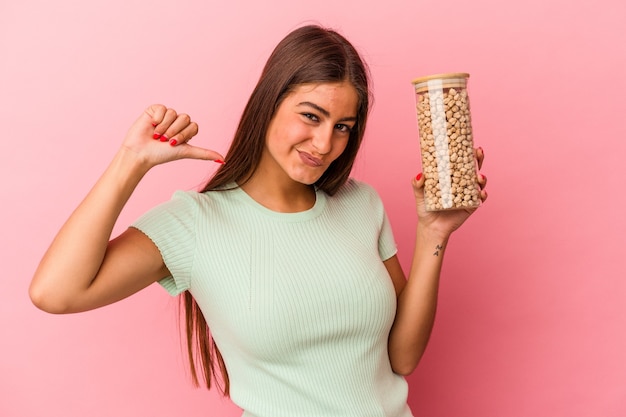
[290,173,323,186]
[295,178,319,186]
[286,167,325,186]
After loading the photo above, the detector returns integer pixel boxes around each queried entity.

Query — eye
[302,113,319,122]
[335,123,353,134]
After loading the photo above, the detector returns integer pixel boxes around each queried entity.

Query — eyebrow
[297,101,357,123]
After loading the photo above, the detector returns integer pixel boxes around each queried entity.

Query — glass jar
[412,73,480,211]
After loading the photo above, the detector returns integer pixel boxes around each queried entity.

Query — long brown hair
[182,24,372,395]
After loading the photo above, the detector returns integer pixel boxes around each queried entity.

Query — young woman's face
[260,81,359,186]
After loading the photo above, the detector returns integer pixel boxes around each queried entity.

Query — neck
[240,173,316,213]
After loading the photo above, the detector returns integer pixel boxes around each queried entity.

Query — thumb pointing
[177,143,225,163]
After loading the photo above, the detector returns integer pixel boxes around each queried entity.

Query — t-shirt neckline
[229,184,327,222]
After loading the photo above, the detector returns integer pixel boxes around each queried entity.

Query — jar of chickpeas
[412,73,481,211]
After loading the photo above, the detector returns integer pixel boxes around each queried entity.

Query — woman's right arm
[29,105,224,314]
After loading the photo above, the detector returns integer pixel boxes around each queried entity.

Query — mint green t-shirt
[132,179,413,417]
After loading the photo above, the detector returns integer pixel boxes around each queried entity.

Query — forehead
[285,82,359,112]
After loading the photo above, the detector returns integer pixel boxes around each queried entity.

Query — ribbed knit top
[132,179,413,417]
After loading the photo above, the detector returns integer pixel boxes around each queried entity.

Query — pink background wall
[2,0,625,416]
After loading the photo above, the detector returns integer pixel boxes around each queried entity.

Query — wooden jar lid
[412,73,469,93]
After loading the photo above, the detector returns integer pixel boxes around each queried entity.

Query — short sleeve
[345,179,398,262]
[131,191,200,296]
[378,209,397,261]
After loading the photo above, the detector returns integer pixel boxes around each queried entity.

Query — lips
[298,150,323,167]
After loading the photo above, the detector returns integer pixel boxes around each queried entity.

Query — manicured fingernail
[153,133,161,139]
[160,135,168,142]
[479,147,484,156]
[415,172,422,181]
[214,159,225,164]
[169,139,178,146]
[151,123,158,127]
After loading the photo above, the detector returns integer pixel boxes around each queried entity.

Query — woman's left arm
[386,147,487,375]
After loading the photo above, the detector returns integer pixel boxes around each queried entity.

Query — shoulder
[171,189,202,204]
[145,190,206,216]
[325,178,387,219]
[169,188,234,210]
[133,189,224,230]
[133,190,201,230]
[333,178,384,205]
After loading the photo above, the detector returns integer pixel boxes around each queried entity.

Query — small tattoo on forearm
[433,244,443,256]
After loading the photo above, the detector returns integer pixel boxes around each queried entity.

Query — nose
[311,126,333,155]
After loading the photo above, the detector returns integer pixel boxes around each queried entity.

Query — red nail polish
[415,173,422,181]
[151,123,158,127]
[153,133,161,139]
[160,135,168,142]
[214,159,225,164]
[169,139,178,146]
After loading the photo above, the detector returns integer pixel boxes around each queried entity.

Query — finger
[163,113,194,144]
[475,147,485,170]
[144,104,167,127]
[168,122,199,146]
[477,173,487,189]
[154,108,178,141]
[411,173,427,201]
[480,189,488,202]
[411,172,425,188]
[176,144,225,162]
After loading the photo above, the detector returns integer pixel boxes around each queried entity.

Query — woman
[30,25,487,416]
